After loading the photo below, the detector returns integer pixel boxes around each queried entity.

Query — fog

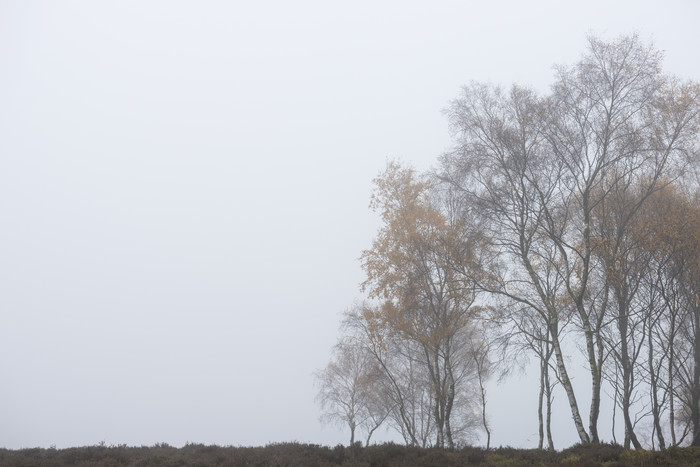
[1,0,699,449]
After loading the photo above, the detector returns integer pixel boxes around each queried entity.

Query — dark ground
[2,442,700,466]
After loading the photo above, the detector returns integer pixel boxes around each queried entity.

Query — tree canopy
[318,34,700,450]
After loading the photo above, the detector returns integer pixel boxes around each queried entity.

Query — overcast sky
[1,0,699,450]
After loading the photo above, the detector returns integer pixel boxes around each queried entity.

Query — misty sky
[1,0,699,450]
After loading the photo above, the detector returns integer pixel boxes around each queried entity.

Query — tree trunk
[620,329,643,449]
[551,326,590,443]
[691,305,700,446]
[586,329,602,444]
[445,369,455,449]
[538,353,545,450]
[649,324,666,449]
[618,295,643,450]
[669,313,677,446]
[544,352,555,451]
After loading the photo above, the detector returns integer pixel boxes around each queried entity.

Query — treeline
[316,34,700,450]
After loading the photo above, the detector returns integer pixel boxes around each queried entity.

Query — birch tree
[315,336,389,446]
[441,34,700,444]
[359,162,483,448]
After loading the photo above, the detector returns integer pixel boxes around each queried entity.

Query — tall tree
[442,34,700,444]
[442,82,591,442]
[359,162,483,448]
[640,186,700,445]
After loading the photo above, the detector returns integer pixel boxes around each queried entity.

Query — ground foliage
[2,442,700,466]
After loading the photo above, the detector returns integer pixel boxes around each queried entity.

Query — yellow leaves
[369,161,434,224]
[363,162,451,298]
[634,183,700,266]
[361,161,480,347]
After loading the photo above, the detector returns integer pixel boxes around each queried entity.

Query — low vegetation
[2,442,700,466]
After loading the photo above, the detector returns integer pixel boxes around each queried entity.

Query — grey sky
[1,0,699,450]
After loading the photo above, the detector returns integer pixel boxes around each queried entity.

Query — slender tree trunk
[479,375,490,450]
[519,225,590,445]
[544,351,555,451]
[538,352,545,450]
[475,349,490,450]
[551,326,591,443]
[577,198,601,444]
[616,283,643,450]
[587,330,602,444]
[434,394,444,448]
[691,306,700,446]
[429,351,445,448]
[669,312,677,446]
[589,287,608,446]
[620,319,643,449]
[668,330,678,446]
[371,346,419,446]
[365,426,376,447]
[649,324,666,449]
[612,378,618,445]
[445,366,455,449]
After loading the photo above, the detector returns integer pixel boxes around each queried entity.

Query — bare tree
[441,34,700,445]
[646,187,700,445]
[343,306,434,446]
[315,336,389,446]
[320,33,699,451]
[441,82,592,442]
